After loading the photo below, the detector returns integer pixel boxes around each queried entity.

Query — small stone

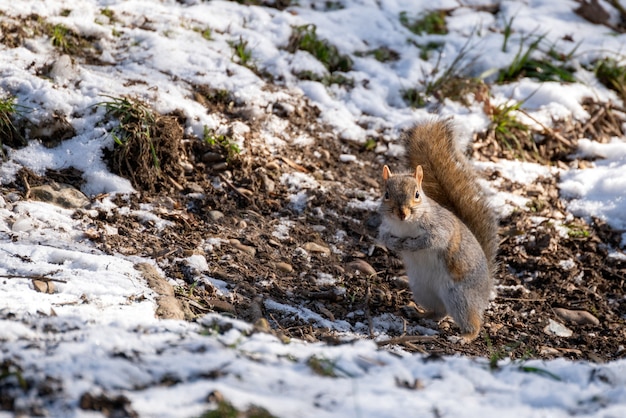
[265,161,280,171]
[275,262,293,273]
[30,184,89,209]
[202,152,223,163]
[302,242,330,256]
[180,161,194,173]
[211,162,229,171]
[32,279,54,294]
[230,239,256,256]
[554,308,600,326]
[207,210,224,221]
[237,187,253,197]
[261,174,275,193]
[543,318,573,338]
[339,154,357,163]
[186,182,204,194]
[539,345,561,356]
[346,259,376,276]
[390,276,410,290]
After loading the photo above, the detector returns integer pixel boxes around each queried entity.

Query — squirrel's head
[380,165,424,221]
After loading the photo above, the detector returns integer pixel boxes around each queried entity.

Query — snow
[1,0,626,417]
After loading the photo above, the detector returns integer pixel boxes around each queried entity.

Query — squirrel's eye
[414,191,420,199]
[384,192,389,200]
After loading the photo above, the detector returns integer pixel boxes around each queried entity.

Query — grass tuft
[199,399,275,418]
[51,23,71,53]
[489,100,534,158]
[595,57,626,101]
[229,36,253,67]
[203,125,241,160]
[356,46,400,63]
[403,32,478,107]
[498,34,576,83]
[98,95,160,170]
[307,355,338,377]
[400,10,448,35]
[0,94,28,157]
[288,24,353,73]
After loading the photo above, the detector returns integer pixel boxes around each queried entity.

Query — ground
[7,88,624,364]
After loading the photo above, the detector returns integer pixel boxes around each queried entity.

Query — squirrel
[377,119,498,343]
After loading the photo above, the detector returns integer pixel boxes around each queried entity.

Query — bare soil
[10,88,625,364]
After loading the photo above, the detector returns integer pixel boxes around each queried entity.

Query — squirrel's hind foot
[402,303,446,322]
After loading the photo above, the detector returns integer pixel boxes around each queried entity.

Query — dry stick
[497,296,547,302]
[0,274,68,283]
[581,105,606,134]
[518,109,574,147]
[21,173,31,199]
[376,335,437,347]
[218,174,251,203]
[364,274,374,338]
[603,105,622,137]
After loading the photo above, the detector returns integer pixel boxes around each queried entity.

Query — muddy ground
[9,90,626,365]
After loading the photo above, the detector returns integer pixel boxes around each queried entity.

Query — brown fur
[404,120,498,273]
[444,219,466,282]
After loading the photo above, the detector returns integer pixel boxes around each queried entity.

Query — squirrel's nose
[397,208,410,220]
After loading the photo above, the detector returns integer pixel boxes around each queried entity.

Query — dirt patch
[6,89,625,364]
[101,97,186,193]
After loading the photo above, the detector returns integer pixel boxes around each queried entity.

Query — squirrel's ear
[414,165,424,184]
[382,165,392,180]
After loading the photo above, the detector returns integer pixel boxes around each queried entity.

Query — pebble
[346,259,376,276]
[302,242,330,256]
[237,187,253,197]
[230,239,256,256]
[29,183,90,209]
[339,154,357,163]
[185,182,205,194]
[543,318,573,337]
[553,307,600,326]
[275,262,293,273]
[207,210,224,221]
[32,279,54,294]
[202,152,223,163]
[211,162,228,171]
[180,161,194,173]
[261,174,275,193]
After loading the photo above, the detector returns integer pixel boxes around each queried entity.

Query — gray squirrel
[378,120,498,342]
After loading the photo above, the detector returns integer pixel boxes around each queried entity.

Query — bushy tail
[404,119,498,269]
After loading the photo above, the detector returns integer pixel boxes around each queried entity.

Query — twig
[496,296,547,302]
[218,174,251,203]
[279,156,309,173]
[21,173,31,199]
[0,274,67,283]
[364,274,374,338]
[581,104,606,134]
[518,108,574,147]
[376,335,437,347]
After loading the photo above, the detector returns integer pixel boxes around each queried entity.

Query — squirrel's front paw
[382,235,404,252]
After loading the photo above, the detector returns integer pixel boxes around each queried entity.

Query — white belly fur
[380,217,451,314]
[402,248,450,314]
